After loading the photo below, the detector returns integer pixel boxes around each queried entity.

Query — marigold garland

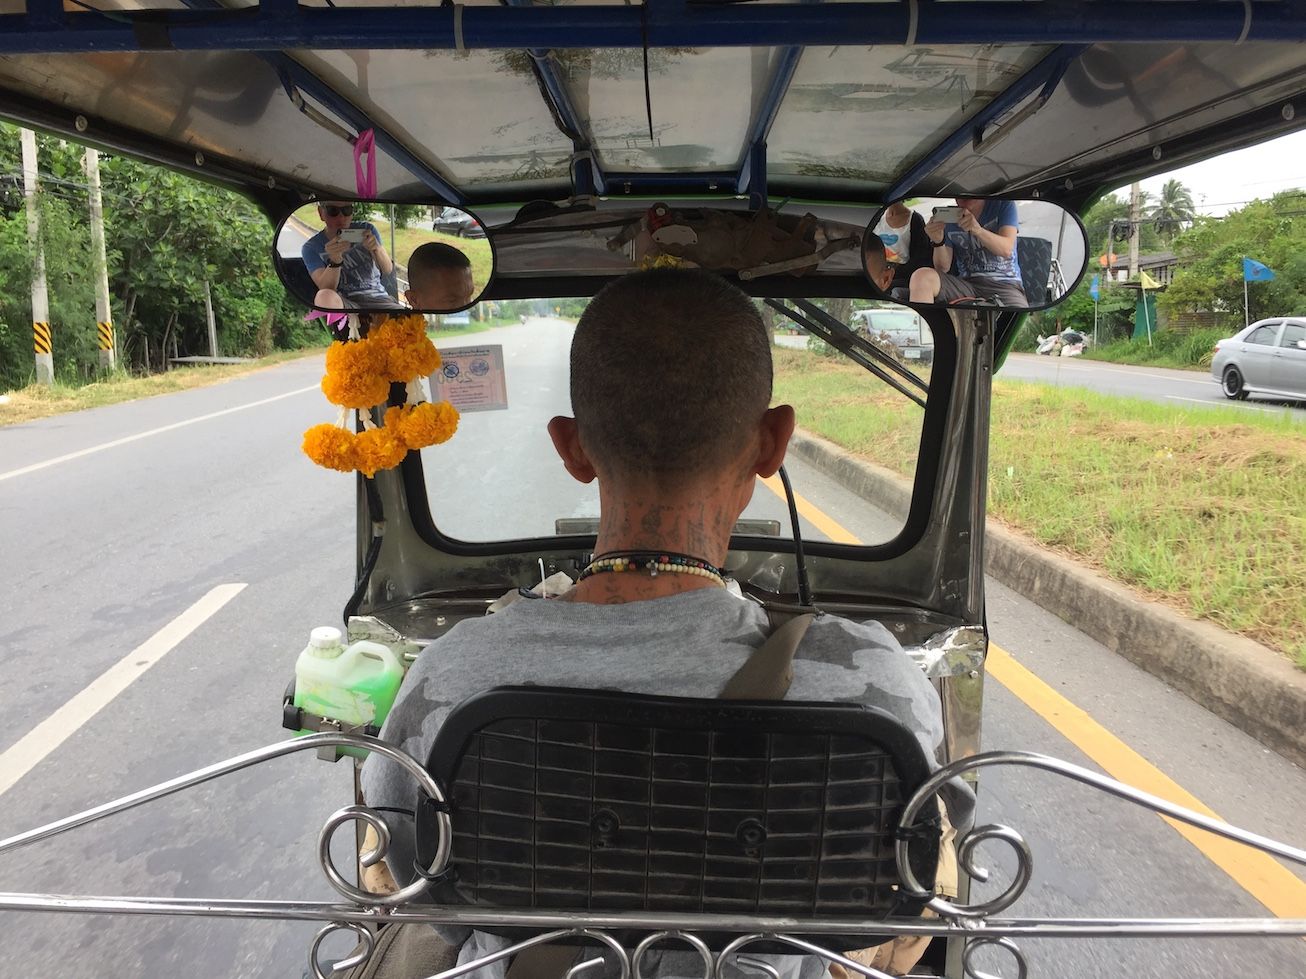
[302,423,357,472]
[303,311,460,478]
[352,424,409,478]
[398,400,460,449]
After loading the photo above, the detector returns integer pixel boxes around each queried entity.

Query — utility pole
[1128,181,1142,282]
[203,279,218,359]
[84,148,115,371]
[21,128,53,386]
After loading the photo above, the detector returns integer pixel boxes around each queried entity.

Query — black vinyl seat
[415,687,941,951]
[1017,236,1053,306]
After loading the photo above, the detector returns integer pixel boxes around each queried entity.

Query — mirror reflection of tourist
[910,198,1027,307]
[873,200,932,293]
[404,242,475,310]
[302,201,402,310]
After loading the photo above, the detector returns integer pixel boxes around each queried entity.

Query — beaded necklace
[577,551,725,587]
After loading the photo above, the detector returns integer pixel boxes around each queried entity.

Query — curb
[788,429,1306,771]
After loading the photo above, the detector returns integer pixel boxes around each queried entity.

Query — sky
[1129,130,1306,216]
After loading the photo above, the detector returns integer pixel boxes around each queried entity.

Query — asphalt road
[0,321,1303,978]
[999,352,1306,419]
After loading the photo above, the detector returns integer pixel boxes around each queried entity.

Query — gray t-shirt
[362,588,974,977]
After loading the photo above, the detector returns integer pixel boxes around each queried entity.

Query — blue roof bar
[884,44,1085,202]
[6,2,1306,54]
[503,0,606,197]
[736,46,803,209]
[275,59,465,203]
[525,50,606,197]
[177,0,465,203]
[600,171,740,194]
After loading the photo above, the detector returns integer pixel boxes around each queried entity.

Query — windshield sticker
[432,344,508,412]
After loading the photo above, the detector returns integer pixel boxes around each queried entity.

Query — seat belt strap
[719,612,815,700]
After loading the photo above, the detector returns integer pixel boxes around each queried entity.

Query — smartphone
[338,227,367,243]
[932,206,965,223]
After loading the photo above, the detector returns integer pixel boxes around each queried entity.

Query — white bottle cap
[309,626,343,650]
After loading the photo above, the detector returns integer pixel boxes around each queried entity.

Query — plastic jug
[293,626,404,745]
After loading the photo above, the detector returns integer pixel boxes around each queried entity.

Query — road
[1000,352,1306,418]
[0,320,1303,978]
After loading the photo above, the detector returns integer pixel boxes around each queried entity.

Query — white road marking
[0,583,247,798]
[1009,355,1211,386]
[0,385,319,483]
[1164,395,1275,413]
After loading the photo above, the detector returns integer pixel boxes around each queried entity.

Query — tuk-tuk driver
[362,268,972,977]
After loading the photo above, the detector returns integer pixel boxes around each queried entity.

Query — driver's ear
[547,416,597,484]
[753,404,796,478]
[403,289,417,307]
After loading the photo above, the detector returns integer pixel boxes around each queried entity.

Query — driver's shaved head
[570,269,772,485]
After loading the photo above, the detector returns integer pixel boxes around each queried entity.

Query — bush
[1081,327,1227,369]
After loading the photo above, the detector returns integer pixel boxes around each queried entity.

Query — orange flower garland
[302,312,460,477]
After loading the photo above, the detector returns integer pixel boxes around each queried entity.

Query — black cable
[639,2,655,143]
[777,464,812,607]
[342,460,388,626]
[370,806,415,819]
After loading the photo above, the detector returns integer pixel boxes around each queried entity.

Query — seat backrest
[1018,236,1053,306]
[416,687,940,948]
[276,254,318,303]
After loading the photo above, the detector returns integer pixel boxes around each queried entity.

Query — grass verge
[0,347,325,427]
[1078,327,1228,371]
[773,347,1306,667]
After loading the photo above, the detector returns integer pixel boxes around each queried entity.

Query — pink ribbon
[305,308,350,329]
[353,128,377,200]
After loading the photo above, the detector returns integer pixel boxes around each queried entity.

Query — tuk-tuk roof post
[737,45,804,209]
[884,44,1085,201]
[175,0,467,204]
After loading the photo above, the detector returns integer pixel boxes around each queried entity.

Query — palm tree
[1150,179,1196,240]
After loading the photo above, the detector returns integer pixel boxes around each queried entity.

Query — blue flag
[1089,274,1100,301]
[1243,257,1276,282]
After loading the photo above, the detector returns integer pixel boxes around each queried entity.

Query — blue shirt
[944,200,1022,283]
[302,221,386,297]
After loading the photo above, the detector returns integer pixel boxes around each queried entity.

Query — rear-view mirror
[862,196,1088,311]
[274,200,494,314]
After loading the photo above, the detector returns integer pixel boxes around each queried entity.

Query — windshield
[420,299,930,547]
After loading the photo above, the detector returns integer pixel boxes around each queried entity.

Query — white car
[1211,317,1306,402]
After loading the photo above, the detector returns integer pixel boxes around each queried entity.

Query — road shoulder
[788,428,1306,769]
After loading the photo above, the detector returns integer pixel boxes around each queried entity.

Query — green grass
[1,346,325,427]
[773,347,1306,666]
[1079,327,1229,371]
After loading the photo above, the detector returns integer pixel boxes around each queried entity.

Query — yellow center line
[988,644,1306,919]
[759,475,862,545]
[758,474,1306,918]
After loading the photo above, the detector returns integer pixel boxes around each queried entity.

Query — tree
[1150,179,1196,241]
[0,122,317,391]
[1080,191,1161,264]
[1159,190,1306,324]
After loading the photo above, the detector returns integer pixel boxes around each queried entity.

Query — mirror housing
[274,199,494,314]
[862,196,1089,311]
